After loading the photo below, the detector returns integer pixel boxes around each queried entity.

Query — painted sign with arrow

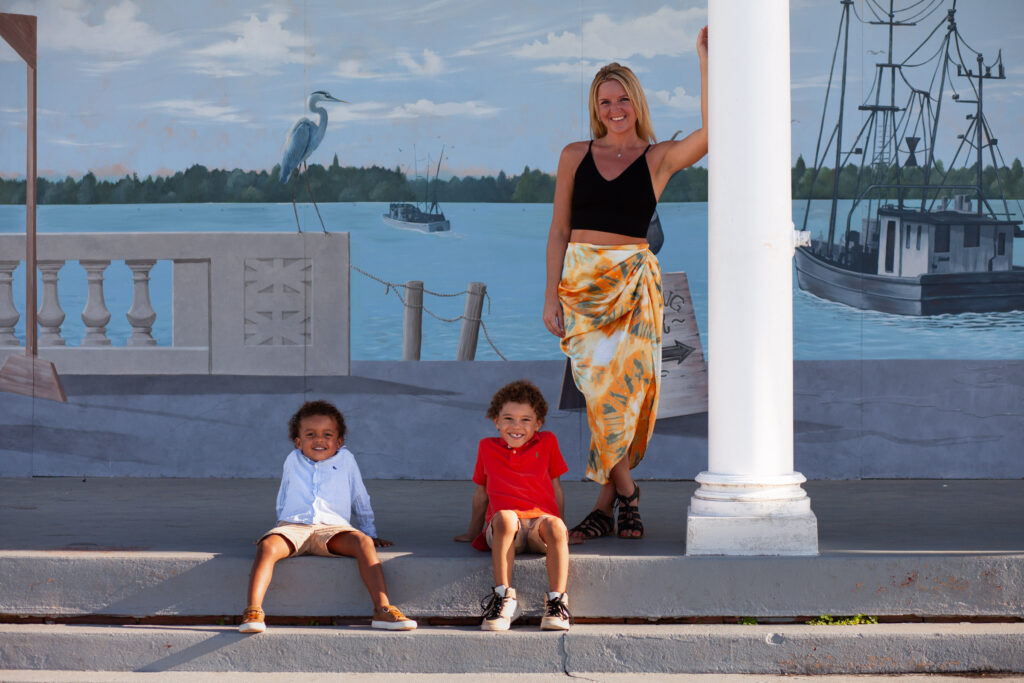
[559,271,708,419]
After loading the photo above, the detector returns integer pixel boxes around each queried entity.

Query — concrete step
[0,675,1011,683]
[1,623,1023,675]
[4,549,1024,620]
[3,479,1024,621]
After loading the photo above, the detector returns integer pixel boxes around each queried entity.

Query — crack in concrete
[559,632,598,681]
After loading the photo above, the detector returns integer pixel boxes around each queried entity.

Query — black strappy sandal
[569,509,614,540]
[616,484,644,539]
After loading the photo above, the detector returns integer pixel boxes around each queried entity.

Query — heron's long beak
[329,96,348,104]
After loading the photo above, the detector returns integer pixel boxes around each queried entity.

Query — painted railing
[0,232,349,375]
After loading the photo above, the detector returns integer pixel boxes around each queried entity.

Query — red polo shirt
[472,430,568,525]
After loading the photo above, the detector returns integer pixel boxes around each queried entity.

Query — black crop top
[570,141,657,238]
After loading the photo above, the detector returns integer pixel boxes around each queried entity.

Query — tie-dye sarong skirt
[558,243,663,484]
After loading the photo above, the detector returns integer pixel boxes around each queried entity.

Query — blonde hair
[588,62,656,143]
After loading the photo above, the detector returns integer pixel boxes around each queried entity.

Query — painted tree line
[0,153,1021,205]
[0,153,704,205]
[792,155,1024,202]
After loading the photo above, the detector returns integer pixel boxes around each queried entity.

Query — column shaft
[686,0,818,556]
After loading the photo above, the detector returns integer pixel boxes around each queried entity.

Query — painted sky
[1,0,1022,180]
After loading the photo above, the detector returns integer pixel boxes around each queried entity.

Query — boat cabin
[874,199,1018,278]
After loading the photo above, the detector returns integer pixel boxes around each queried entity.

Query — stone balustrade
[0,232,349,375]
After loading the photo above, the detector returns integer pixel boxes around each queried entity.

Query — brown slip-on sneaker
[371,604,417,630]
[238,606,266,633]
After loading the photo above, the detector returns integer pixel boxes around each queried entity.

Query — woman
[542,27,708,541]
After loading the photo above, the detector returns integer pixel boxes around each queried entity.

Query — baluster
[37,260,66,346]
[125,259,157,346]
[0,260,20,346]
[79,259,112,346]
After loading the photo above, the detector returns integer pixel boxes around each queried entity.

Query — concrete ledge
[3,551,1022,619]
[1,623,1022,674]
[2,479,1023,620]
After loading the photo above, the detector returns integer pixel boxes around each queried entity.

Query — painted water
[1,200,1022,360]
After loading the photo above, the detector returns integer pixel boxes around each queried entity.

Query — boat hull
[380,214,450,233]
[794,247,1024,315]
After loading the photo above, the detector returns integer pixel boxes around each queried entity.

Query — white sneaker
[540,592,571,631]
[481,586,521,631]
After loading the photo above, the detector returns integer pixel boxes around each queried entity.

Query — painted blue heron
[280,90,347,233]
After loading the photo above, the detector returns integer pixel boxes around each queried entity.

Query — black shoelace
[546,595,571,622]
[480,591,504,619]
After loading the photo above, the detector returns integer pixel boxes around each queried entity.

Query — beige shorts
[258,522,358,557]
[485,514,556,554]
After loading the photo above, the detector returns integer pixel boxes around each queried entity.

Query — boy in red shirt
[454,379,572,631]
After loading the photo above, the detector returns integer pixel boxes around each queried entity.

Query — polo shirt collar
[498,432,542,451]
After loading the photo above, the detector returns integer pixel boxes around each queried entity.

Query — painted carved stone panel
[243,257,312,347]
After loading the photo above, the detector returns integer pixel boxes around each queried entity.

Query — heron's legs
[289,174,302,233]
[302,163,329,235]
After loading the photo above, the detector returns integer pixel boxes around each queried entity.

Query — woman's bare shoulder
[557,141,590,172]
[561,140,590,158]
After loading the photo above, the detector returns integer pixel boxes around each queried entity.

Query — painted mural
[1,2,1023,481]
[1,0,1022,362]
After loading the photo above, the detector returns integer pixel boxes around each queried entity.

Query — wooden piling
[402,280,423,361]
[456,281,486,361]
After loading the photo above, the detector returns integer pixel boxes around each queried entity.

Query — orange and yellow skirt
[558,242,663,484]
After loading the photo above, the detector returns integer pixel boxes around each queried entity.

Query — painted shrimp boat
[795,0,1023,315]
[381,202,450,233]
[382,146,450,233]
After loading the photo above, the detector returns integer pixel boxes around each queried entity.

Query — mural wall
[1,1,1022,479]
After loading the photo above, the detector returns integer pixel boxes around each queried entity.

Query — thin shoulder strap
[588,140,594,152]
[642,144,651,155]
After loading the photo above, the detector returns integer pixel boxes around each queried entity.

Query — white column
[686,0,818,555]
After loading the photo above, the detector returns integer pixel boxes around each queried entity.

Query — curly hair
[288,400,346,442]
[486,379,548,423]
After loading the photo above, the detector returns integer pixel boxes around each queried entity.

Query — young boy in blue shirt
[239,399,416,633]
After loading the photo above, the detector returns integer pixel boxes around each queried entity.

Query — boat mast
[429,145,444,215]
[974,52,984,215]
[423,153,430,209]
[886,0,904,211]
[826,0,853,249]
[855,2,912,222]
[922,8,955,212]
[952,1,1005,217]
[412,143,420,208]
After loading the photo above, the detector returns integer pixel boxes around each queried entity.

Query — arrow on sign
[662,340,695,365]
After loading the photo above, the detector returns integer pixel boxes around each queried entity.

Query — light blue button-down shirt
[275,447,377,538]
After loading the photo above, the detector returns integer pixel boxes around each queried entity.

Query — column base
[686,510,819,556]
[685,471,819,556]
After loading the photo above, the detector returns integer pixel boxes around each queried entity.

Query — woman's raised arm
[650,26,708,197]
